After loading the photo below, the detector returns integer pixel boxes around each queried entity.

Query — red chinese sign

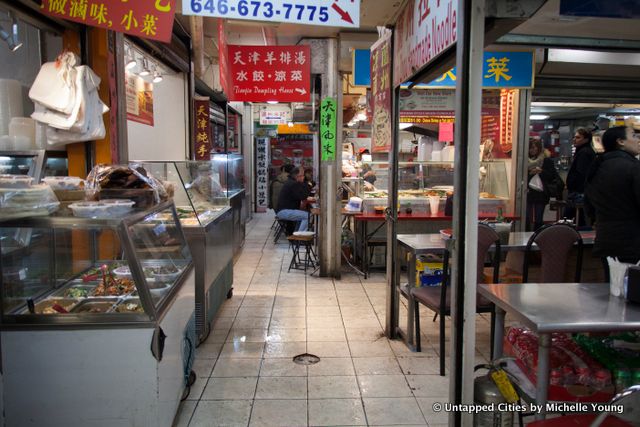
[228,45,311,103]
[217,18,230,95]
[40,0,176,43]
[370,30,392,153]
[194,98,212,160]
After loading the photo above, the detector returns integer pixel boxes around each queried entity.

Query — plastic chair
[523,223,583,283]
[527,385,639,427]
[411,223,500,376]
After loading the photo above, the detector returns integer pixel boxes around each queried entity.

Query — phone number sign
[183,0,359,28]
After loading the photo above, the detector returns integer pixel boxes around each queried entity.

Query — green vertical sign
[320,97,337,161]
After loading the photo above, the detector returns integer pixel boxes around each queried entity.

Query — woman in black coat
[585,125,640,280]
[526,138,559,231]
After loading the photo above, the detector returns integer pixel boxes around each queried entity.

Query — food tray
[71,298,119,313]
[112,266,132,279]
[42,176,84,190]
[52,284,95,299]
[68,200,135,218]
[114,298,145,313]
[33,298,80,314]
[0,174,33,188]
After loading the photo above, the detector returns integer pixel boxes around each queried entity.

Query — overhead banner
[394,0,458,88]
[228,45,311,102]
[183,0,359,28]
[194,98,212,160]
[320,98,337,162]
[41,0,176,42]
[408,52,535,89]
[126,73,154,126]
[370,30,392,153]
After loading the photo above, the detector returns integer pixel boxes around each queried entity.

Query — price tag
[491,369,519,403]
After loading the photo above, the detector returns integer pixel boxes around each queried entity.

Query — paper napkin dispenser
[626,266,640,303]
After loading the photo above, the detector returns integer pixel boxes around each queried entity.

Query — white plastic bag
[528,174,544,192]
[28,52,78,115]
[607,257,640,297]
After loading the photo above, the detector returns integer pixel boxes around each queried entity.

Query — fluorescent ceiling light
[530,114,550,120]
[531,102,640,108]
[399,123,412,130]
[266,101,278,104]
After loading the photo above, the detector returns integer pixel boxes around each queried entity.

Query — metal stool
[287,235,317,273]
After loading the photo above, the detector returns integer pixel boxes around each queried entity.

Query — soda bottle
[613,368,632,393]
[496,207,505,223]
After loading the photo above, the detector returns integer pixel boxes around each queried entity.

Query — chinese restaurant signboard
[409,52,535,89]
[183,0,359,28]
[194,98,212,160]
[320,98,337,162]
[41,0,176,42]
[255,137,270,212]
[394,0,457,88]
[370,30,392,153]
[228,45,311,103]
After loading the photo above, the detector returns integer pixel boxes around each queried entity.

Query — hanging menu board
[370,30,392,153]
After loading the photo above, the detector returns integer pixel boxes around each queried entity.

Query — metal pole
[385,83,399,338]
[450,0,485,426]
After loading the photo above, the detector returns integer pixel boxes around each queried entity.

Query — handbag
[528,174,544,192]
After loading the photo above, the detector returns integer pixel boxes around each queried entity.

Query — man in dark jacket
[585,126,640,280]
[276,167,315,231]
[269,164,293,211]
[564,128,596,225]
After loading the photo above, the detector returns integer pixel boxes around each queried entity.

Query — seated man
[276,167,315,231]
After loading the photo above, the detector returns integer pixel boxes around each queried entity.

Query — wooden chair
[411,223,500,376]
[523,222,583,283]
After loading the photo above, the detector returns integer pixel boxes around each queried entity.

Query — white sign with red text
[183,0,359,28]
[394,0,458,87]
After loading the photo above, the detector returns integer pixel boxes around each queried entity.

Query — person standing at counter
[564,128,596,225]
[276,167,315,231]
[526,138,560,231]
[585,126,640,280]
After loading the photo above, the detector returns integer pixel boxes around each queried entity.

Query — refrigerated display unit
[0,149,68,180]
[134,160,235,342]
[0,201,195,427]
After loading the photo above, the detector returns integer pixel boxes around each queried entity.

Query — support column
[315,39,341,277]
[449,1,485,426]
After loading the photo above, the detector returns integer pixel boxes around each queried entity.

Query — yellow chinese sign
[193,98,212,160]
[41,0,176,42]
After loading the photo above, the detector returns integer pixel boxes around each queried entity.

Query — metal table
[478,282,640,420]
[393,231,595,350]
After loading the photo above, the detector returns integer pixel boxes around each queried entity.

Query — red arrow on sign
[331,3,354,24]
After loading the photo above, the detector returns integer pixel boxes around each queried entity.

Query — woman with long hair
[526,138,559,231]
[564,127,596,225]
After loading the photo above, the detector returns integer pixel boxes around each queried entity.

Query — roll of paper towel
[0,79,24,137]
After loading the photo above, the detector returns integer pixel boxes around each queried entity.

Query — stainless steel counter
[479,282,640,419]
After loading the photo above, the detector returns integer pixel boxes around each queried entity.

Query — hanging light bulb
[0,12,22,52]
[139,58,150,76]
[125,46,137,70]
[152,70,163,83]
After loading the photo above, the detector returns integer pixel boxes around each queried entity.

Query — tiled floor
[173,212,492,427]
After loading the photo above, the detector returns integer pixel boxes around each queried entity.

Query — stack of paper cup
[9,117,36,148]
[0,79,24,137]
[428,195,440,215]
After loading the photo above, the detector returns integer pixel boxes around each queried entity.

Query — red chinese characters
[41,0,176,43]
[227,45,310,103]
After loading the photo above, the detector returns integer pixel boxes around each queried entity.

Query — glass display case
[0,201,196,427]
[0,150,68,181]
[0,201,192,323]
[132,161,235,341]
[358,160,510,214]
[212,152,244,198]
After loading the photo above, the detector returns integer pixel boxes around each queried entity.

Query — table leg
[390,245,402,339]
[493,307,505,359]
[406,251,416,347]
[535,333,550,420]
[361,220,368,279]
